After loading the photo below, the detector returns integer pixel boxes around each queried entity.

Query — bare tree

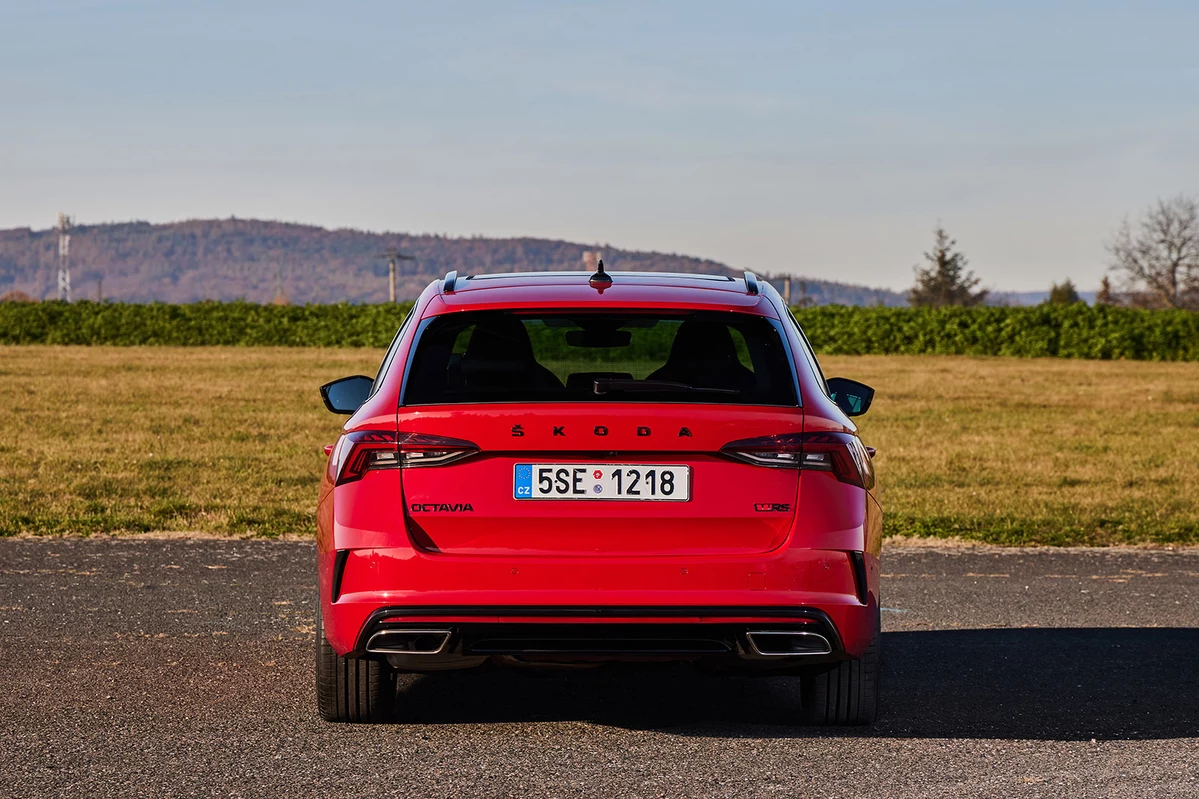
[1108,195,1199,310]
[908,225,987,307]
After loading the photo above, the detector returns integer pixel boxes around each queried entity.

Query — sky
[2,1,1197,292]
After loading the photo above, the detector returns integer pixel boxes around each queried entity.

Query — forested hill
[0,218,906,305]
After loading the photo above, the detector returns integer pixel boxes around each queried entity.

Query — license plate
[513,463,691,501]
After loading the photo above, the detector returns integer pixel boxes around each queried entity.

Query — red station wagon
[315,266,882,724]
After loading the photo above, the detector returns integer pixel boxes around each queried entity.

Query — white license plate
[513,463,691,501]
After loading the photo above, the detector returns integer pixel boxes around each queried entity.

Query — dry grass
[824,355,1199,545]
[1,347,1197,544]
[0,346,376,537]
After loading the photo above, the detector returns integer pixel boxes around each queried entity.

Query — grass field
[1,346,1197,545]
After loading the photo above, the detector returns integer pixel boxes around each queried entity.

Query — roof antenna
[588,258,612,292]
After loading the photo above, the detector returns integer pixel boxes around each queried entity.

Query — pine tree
[908,225,987,307]
[1096,276,1114,306]
[1045,279,1081,305]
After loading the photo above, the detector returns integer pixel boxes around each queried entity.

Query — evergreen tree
[1045,279,1081,305]
[908,226,987,307]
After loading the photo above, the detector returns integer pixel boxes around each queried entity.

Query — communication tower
[57,213,73,302]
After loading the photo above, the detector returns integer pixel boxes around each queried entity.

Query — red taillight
[720,432,874,489]
[333,431,478,485]
[334,431,399,485]
[395,432,479,469]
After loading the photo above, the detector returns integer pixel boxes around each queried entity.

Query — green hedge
[0,301,415,347]
[2,301,1198,360]
[791,305,1199,360]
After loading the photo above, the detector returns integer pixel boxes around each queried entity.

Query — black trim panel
[331,549,350,603]
[848,551,868,604]
[353,605,843,655]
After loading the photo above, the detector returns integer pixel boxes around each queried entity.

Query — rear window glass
[403,311,796,406]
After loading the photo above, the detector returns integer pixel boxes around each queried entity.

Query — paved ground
[0,539,1196,798]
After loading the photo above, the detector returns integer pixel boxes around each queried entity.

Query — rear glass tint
[403,311,796,405]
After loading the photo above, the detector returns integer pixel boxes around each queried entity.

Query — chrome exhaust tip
[366,629,452,655]
[745,630,833,657]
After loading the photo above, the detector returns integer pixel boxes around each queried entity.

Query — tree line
[911,194,1199,310]
[2,196,1194,309]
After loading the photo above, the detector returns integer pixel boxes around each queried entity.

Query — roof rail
[443,270,458,293]
[743,271,759,296]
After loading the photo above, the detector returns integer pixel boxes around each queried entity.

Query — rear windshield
[403,311,797,405]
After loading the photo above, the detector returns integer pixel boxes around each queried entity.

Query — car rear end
[316,272,881,724]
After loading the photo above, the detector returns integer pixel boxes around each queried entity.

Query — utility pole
[272,264,289,305]
[378,247,416,303]
[783,275,792,306]
[57,212,73,302]
[96,275,103,302]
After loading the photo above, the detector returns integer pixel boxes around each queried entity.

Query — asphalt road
[1,539,1197,798]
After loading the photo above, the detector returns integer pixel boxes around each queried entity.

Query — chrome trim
[745,630,833,657]
[366,629,452,655]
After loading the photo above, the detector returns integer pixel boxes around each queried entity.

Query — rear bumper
[320,546,879,663]
[354,609,846,670]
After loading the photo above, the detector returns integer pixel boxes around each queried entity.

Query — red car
[315,266,881,724]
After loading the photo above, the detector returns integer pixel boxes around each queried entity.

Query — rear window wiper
[592,378,739,396]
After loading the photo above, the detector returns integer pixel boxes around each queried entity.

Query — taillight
[720,432,874,489]
[396,432,479,468]
[333,431,478,485]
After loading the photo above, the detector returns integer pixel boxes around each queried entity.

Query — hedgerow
[791,305,1199,360]
[2,301,1197,360]
[0,301,415,347]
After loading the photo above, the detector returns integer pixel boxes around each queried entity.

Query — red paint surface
[317,273,880,660]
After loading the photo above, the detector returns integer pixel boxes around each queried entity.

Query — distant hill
[0,218,906,306]
[761,275,906,307]
[989,290,1098,306]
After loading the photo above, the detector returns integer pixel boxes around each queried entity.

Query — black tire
[799,613,880,726]
[315,603,397,723]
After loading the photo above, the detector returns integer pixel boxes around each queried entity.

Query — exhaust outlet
[366,629,452,655]
[745,630,833,657]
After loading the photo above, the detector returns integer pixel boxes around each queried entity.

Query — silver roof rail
[744,271,759,296]
[443,270,458,293]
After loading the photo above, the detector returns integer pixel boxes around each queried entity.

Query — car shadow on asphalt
[387,628,1199,740]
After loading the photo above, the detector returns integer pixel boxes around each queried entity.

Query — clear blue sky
[2,1,1196,291]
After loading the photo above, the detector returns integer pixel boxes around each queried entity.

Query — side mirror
[319,375,373,415]
[826,377,875,417]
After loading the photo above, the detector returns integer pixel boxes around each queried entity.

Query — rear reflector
[720,432,874,488]
[334,430,478,485]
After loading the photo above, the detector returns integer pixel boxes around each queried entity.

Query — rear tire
[799,613,880,726]
[315,603,397,723]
